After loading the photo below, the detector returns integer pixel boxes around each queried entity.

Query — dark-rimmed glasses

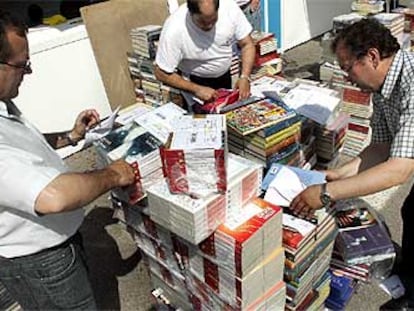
[0,60,31,72]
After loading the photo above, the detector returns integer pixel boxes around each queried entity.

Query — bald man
[155,0,255,108]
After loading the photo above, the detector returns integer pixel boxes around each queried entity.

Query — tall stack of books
[339,85,373,157]
[128,25,184,107]
[112,154,286,310]
[226,97,302,169]
[260,164,338,310]
[314,112,349,169]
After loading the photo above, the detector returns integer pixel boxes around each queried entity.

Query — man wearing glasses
[289,18,414,310]
[0,10,135,309]
[154,0,255,109]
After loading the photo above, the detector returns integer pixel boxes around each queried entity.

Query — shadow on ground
[80,206,142,310]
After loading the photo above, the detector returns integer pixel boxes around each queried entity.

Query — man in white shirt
[155,0,255,107]
[0,10,135,310]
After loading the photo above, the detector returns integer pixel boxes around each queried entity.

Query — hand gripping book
[262,163,326,207]
[94,122,163,204]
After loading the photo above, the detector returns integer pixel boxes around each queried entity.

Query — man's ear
[366,47,381,69]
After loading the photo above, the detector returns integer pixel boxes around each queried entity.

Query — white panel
[281,0,354,51]
[14,20,111,133]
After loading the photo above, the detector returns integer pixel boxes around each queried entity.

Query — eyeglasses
[0,60,31,72]
[340,57,363,76]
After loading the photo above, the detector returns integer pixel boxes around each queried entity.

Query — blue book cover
[262,163,326,207]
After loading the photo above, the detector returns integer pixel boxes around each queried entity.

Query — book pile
[339,85,373,157]
[227,97,302,169]
[94,122,164,204]
[319,61,348,85]
[282,210,338,311]
[329,199,395,293]
[260,163,338,310]
[187,198,285,309]
[351,0,384,15]
[314,112,349,169]
[251,31,279,67]
[374,13,405,44]
[127,25,184,107]
[300,117,318,169]
[325,271,358,309]
[160,114,227,198]
[112,180,286,309]
[130,25,161,59]
[332,13,364,34]
[146,153,263,245]
[334,200,395,266]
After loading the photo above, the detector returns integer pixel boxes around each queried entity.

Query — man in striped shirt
[290,18,414,309]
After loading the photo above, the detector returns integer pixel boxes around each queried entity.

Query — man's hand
[195,85,219,102]
[289,184,324,219]
[250,0,260,11]
[71,109,100,141]
[235,77,250,100]
[107,159,136,187]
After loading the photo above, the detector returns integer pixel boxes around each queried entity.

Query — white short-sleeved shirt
[156,0,252,78]
[0,101,84,258]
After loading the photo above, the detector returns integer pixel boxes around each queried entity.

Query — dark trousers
[400,186,414,300]
[189,70,232,90]
[0,232,96,310]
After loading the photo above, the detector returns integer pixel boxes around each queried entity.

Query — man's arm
[35,159,135,214]
[44,109,100,149]
[290,156,414,215]
[235,34,255,99]
[154,66,217,101]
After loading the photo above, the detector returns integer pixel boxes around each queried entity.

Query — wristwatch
[239,74,251,82]
[320,183,332,207]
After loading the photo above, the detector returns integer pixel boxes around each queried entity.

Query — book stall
[88,13,398,307]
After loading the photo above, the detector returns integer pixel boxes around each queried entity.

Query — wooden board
[81,0,186,110]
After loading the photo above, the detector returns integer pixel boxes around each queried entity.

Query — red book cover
[342,88,371,105]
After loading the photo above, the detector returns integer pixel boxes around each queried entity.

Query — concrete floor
[1,37,411,310]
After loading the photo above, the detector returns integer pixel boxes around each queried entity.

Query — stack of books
[113,176,286,309]
[94,122,163,204]
[334,201,395,266]
[160,114,227,198]
[374,13,405,43]
[130,24,161,59]
[351,0,384,15]
[260,163,338,310]
[325,271,358,309]
[127,25,184,107]
[226,97,301,169]
[332,13,364,34]
[188,198,285,308]
[314,112,349,168]
[251,31,279,67]
[339,85,373,157]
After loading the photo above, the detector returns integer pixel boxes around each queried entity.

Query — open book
[262,163,326,207]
